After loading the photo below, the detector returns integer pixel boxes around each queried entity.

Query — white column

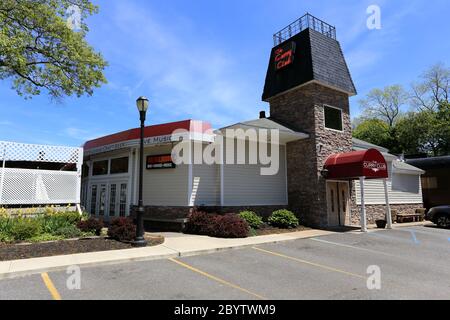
[359,177,367,232]
[188,141,194,206]
[383,178,393,229]
[0,145,7,204]
[220,136,225,207]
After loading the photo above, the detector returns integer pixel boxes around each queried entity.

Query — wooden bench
[396,214,424,223]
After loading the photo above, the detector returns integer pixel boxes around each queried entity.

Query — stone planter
[376,220,387,229]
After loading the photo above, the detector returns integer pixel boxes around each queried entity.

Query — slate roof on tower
[262,15,357,101]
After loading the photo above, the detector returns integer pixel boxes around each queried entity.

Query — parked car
[426,206,450,228]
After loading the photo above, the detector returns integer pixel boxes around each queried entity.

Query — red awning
[324,149,388,180]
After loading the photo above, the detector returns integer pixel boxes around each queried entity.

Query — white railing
[0,141,83,206]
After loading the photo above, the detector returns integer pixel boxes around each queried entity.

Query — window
[119,183,127,217]
[109,184,117,217]
[324,105,343,131]
[99,184,107,216]
[90,185,97,215]
[110,157,129,174]
[93,160,109,176]
[82,164,89,177]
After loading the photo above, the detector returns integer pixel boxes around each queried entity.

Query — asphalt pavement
[0,225,449,300]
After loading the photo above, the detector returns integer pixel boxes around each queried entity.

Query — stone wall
[348,182,424,224]
[137,205,287,220]
[269,82,353,227]
[349,203,425,225]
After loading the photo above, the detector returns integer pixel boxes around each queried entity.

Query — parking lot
[0,225,449,300]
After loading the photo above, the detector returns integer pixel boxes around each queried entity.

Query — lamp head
[136,96,149,113]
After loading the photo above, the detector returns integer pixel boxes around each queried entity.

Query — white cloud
[64,127,105,141]
[100,2,258,129]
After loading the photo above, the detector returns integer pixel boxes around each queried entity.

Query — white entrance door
[89,181,129,218]
[327,182,350,227]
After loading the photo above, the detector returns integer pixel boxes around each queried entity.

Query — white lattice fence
[0,141,83,206]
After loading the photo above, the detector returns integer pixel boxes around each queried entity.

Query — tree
[395,106,450,157]
[0,0,107,99]
[359,85,408,128]
[410,63,449,112]
[353,119,390,148]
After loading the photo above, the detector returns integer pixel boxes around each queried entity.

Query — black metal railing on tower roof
[273,13,336,46]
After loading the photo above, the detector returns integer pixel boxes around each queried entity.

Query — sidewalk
[0,229,333,280]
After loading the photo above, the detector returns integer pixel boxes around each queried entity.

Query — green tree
[0,0,107,99]
[353,118,391,148]
[395,107,449,157]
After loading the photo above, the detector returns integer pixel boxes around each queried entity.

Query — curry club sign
[274,41,296,71]
[363,160,387,173]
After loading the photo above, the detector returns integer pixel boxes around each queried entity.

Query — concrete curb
[0,229,333,280]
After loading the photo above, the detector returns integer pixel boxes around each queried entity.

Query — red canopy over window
[324,149,388,180]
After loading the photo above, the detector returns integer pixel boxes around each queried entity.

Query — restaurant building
[82,14,424,230]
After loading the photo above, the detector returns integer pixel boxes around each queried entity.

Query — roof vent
[260,111,267,119]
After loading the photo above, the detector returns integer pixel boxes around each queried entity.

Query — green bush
[0,217,14,235]
[0,231,14,243]
[29,234,64,243]
[54,225,84,239]
[268,210,299,229]
[40,212,82,235]
[9,218,42,241]
[239,211,263,229]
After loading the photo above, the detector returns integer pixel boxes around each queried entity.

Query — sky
[1,0,450,147]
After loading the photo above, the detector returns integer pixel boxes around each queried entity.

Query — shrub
[0,217,14,235]
[29,234,64,243]
[268,210,299,229]
[107,217,136,242]
[9,218,42,241]
[185,211,218,235]
[77,218,104,236]
[40,212,82,235]
[54,225,84,239]
[0,231,14,243]
[210,214,249,238]
[239,211,263,229]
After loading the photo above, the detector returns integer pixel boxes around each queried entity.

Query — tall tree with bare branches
[359,85,408,128]
[410,63,450,112]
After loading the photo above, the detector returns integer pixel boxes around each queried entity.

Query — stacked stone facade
[348,184,424,225]
[269,82,353,227]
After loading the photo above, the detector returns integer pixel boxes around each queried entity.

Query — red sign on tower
[274,42,296,71]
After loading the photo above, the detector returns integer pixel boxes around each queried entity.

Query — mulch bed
[254,225,310,236]
[0,235,165,262]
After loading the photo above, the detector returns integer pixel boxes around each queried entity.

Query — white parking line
[310,237,398,258]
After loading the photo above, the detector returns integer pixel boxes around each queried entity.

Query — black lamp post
[132,96,149,247]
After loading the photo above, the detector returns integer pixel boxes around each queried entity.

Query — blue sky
[1,0,450,147]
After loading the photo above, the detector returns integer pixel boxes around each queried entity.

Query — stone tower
[262,14,357,227]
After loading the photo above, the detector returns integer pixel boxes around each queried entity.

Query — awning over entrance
[324,149,391,233]
[324,149,388,180]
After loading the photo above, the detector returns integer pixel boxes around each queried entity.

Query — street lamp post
[132,96,149,247]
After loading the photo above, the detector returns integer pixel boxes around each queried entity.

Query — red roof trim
[324,149,388,180]
[84,120,211,151]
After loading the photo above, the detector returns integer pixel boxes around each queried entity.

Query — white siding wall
[223,141,288,206]
[142,145,189,206]
[355,175,423,205]
[192,163,220,206]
